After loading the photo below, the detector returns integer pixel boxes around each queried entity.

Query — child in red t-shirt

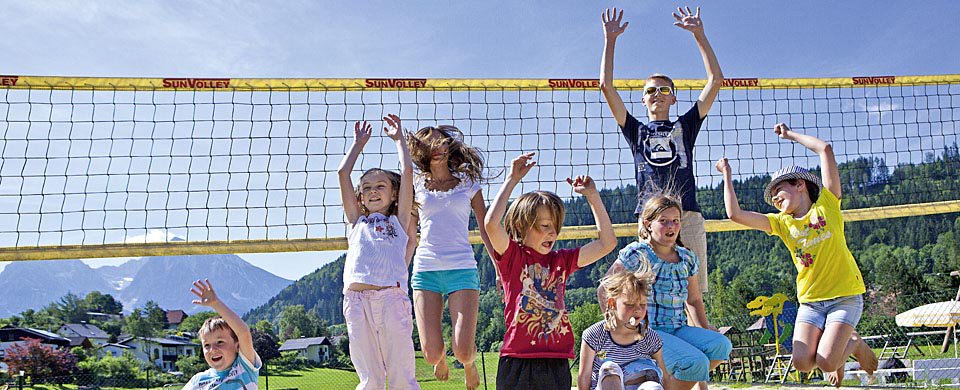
[483,152,617,389]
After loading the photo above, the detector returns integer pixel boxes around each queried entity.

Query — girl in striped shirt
[579,269,670,390]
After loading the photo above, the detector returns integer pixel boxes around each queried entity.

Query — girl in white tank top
[337,115,419,389]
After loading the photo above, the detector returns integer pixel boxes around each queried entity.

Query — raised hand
[773,122,793,140]
[602,8,629,40]
[567,175,598,195]
[715,157,731,175]
[383,114,403,141]
[190,279,220,307]
[508,152,537,182]
[354,120,372,146]
[672,6,703,34]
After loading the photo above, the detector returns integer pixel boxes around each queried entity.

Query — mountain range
[0,254,293,318]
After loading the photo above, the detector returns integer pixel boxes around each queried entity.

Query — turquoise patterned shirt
[183,352,261,390]
[617,240,700,329]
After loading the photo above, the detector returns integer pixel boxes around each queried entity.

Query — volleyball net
[0,75,958,260]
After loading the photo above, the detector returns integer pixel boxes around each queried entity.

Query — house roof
[100,343,134,350]
[0,326,71,345]
[279,337,331,351]
[165,310,188,325]
[137,337,199,347]
[60,323,109,339]
[68,337,93,348]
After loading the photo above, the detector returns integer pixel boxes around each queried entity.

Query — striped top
[582,320,663,389]
[342,213,410,293]
[618,240,700,329]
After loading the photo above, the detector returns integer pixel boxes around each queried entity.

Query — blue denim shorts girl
[795,294,863,330]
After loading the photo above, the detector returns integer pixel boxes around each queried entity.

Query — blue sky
[0,0,958,280]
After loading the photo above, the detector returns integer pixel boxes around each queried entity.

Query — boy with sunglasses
[599,6,723,297]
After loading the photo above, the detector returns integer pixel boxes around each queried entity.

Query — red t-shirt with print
[493,240,580,359]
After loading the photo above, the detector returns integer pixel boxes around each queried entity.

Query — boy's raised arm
[674,7,724,118]
[600,7,629,127]
[191,279,256,364]
[570,175,617,267]
[484,152,536,255]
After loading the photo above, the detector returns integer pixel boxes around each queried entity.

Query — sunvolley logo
[0,76,19,87]
[548,79,600,88]
[364,78,428,88]
[852,76,895,85]
[162,78,231,88]
[721,78,759,87]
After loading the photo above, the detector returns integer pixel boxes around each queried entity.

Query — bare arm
[472,191,503,292]
[674,6,724,118]
[484,153,537,256]
[774,123,841,198]
[600,8,630,126]
[597,260,627,310]
[337,121,372,227]
[715,158,771,233]
[652,349,674,387]
[570,176,617,267]
[685,274,712,329]
[384,114,414,229]
[191,279,256,363]
[405,212,419,267]
[577,340,598,390]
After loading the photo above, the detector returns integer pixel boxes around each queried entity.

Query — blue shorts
[796,294,863,330]
[655,325,732,382]
[410,268,479,296]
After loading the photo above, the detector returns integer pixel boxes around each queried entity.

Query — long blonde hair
[600,269,654,334]
[503,191,564,243]
[638,194,685,247]
[408,125,486,183]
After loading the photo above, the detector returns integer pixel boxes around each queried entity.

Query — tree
[143,301,167,326]
[251,328,281,362]
[46,292,88,324]
[84,291,123,314]
[254,320,278,339]
[178,311,219,333]
[123,308,162,338]
[2,338,77,382]
[174,354,207,379]
[568,303,602,355]
[277,305,326,341]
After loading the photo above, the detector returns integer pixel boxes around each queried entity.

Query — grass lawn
[261,351,511,389]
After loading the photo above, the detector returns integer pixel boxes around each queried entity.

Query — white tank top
[413,175,482,272]
[342,213,410,293]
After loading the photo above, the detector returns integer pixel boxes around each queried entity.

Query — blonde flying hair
[408,125,487,183]
[198,317,238,342]
[503,191,565,243]
[638,194,685,247]
[600,269,655,334]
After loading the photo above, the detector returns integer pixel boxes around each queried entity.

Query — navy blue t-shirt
[619,103,704,214]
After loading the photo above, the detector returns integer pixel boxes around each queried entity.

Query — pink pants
[344,287,420,390]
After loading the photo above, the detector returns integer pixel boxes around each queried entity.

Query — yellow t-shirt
[766,188,865,303]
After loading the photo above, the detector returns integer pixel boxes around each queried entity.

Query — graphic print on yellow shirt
[766,189,865,303]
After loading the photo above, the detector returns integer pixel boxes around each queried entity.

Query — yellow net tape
[3,200,957,261]
[2,74,959,91]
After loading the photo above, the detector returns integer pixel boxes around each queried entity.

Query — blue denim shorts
[410,268,479,296]
[796,294,863,330]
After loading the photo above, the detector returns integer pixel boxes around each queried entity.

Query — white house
[99,343,135,358]
[278,337,332,363]
[58,323,110,346]
[119,336,199,372]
